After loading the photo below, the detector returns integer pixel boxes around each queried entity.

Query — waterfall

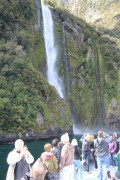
[41,0,64,98]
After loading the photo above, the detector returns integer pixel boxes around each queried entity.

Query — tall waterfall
[41,0,64,98]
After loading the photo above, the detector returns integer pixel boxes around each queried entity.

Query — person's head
[109,136,113,142]
[31,159,46,180]
[71,138,78,146]
[14,139,24,152]
[44,143,52,152]
[113,132,118,139]
[51,138,59,147]
[61,133,69,144]
[85,133,91,142]
[98,131,103,138]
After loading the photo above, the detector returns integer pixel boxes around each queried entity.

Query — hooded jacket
[6,149,34,180]
[60,143,74,169]
[41,152,58,173]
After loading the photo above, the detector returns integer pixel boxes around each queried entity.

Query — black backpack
[44,171,56,180]
[116,141,119,153]
[21,174,34,180]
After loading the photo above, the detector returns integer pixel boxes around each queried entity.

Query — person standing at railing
[6,139,34,180]
[71,138,83,180]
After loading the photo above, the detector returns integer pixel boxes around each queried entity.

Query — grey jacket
[94,137,110,157]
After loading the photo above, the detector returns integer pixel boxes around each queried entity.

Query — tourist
[71,138,83,180]
[108,136,117,167]
[40,143,58,179]
[6,139,34,180]
[60,133,74,180]
[57,141,64,179]
[90,135,98,169]
[113,132,120,154]
[51,138,60,163]
[82,133,92,173]
[79,133,87,144]
[20,158,47,180]
[57,141,64,165]
[94,131,110,180]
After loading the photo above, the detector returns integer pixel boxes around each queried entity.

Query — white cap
[61,133,69,142]
[71,138,78,146]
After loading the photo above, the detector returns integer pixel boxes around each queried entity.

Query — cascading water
[41,0,64,98]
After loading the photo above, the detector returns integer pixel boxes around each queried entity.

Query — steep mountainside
[0,0,71,134]
[0,0,119,134]
[47,0,120,38]
[45,0,120,131]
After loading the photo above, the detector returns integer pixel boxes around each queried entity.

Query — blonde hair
[85,133,91,141]
[44,143,52,152]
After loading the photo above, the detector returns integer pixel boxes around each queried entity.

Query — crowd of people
[6,131,120,180]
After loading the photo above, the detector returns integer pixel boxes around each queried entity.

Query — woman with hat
[60,133,74,180]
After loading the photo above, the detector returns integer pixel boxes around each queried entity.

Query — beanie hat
[71,138,78,146]
[61,133,69,142]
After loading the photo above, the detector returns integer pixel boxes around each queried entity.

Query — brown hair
[98,131,103,137]
[44,143,52,152]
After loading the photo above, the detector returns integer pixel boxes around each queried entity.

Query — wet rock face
[50,4,120,130]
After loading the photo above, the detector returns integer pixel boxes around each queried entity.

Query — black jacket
[74,145,82,160]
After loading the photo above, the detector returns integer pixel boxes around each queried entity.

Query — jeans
[83,151,91,172]
[97,155,110,180]
[73,159,83,180]
[109,154,116,166]
[91,151,98,169]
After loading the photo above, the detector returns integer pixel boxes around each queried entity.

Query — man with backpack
[94,131,110,180]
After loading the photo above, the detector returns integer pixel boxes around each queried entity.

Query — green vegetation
[0,0,71,133]
[0,0,119,133]
[51,7,120,128]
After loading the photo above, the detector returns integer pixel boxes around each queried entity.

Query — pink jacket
[108,140,117,154]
